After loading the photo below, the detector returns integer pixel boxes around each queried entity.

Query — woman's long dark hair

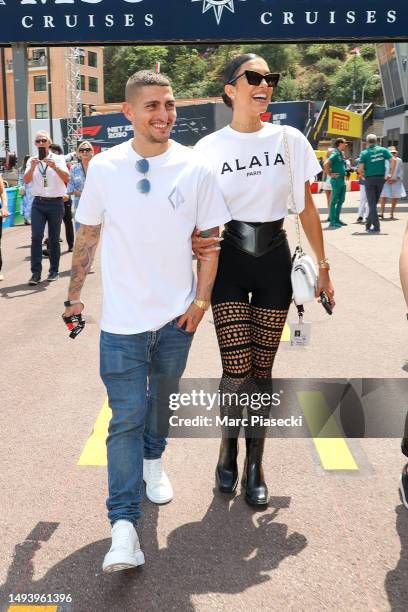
[221,53,260,108]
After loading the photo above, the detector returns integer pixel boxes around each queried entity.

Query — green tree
[359,44,376,60]
[104,46,169,102]
[102,43,383,108]
[302,74,331,101]
[329,56,382,105]
[240,43,299,76]
[315,57,342,76]
[273,75,299,101]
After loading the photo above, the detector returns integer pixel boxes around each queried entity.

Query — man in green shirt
[324,137,347,228]
[358,134,396,232]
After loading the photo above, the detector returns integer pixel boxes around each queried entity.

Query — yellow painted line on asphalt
[77,397,110,466]
[298,391,358,471]
[8,607,58,612]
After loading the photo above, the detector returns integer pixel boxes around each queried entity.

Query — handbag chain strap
[282,125,302,253]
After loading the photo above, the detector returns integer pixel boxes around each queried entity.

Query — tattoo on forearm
[68,224,101,296]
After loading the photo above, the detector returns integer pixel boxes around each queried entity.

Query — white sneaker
[102,519,145,573]
[143,458,173,504]
[0,273,4,281]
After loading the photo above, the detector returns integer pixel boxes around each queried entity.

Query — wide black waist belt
[223,219,286,257]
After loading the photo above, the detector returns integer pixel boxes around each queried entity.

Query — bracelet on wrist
[64,299,84,308]
[318,258,330,270]
[193,298,210,311]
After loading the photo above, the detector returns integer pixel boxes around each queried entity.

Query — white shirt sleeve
[75,159,105,225]
[195,164,232,231]
[290,130,322,214]
[54,154,68,172]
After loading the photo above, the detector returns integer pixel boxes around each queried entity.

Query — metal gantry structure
[65,47,83,154]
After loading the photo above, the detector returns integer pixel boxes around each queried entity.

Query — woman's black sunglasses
[228,70,280,87]
[79,148,92,153]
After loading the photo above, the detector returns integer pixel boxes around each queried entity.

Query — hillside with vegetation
[104,43,383,106]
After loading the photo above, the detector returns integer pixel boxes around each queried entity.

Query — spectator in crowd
[324,138,347,228]
[0,173,9,281]
[358,134,396,233]
[64,150,78,165]
[345,156,352,178]
[24,130,69,285]
[18,155,33,225]
[67,141,94,232]
[317,156,324,182]
[50,143,74,252]
[355,156,368,223]
[321,148,334,223]
[379,146,406,220]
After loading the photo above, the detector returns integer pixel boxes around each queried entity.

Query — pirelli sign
[327,106,363,139]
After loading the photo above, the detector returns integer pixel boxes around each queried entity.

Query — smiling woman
[193,52,334,507]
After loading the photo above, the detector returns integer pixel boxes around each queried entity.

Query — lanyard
[38,158,49,187]
[38,160,48,178]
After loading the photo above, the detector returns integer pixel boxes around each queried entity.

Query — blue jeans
[100,320,194,527]
[31,197,64,276]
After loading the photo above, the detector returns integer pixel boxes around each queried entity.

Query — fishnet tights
[212,301,288,382]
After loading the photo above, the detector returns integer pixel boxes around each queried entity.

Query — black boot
[216,437,238,492]
[241,436,268,506]
[215,376,245,493]
[240,377,271,506]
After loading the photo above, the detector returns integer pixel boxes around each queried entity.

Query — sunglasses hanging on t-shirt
[135,158,151,195]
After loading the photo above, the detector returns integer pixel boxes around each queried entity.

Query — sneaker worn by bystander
[28,274,41,285]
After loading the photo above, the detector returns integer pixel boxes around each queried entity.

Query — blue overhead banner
[1,1,407,45]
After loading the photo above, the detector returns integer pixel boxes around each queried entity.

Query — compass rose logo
[191,0,236,26]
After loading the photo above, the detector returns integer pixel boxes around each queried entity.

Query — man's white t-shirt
[195,123,321,222]
[25,152,68,198]
[75,140,231,335]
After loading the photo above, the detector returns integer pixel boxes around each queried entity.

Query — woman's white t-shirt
[195,123,321,222]
[75,140,231,334]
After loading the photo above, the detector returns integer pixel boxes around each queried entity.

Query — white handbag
[282,126,318,306]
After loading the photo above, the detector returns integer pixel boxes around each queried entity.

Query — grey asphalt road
[0,192,408,612]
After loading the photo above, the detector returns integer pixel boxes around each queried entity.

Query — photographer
[24,131,69,285]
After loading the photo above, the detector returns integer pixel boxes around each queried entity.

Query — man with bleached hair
[358,134,396,233]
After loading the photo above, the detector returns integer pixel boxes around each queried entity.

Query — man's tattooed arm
[195,227,220,302]
[68,223,102,300]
